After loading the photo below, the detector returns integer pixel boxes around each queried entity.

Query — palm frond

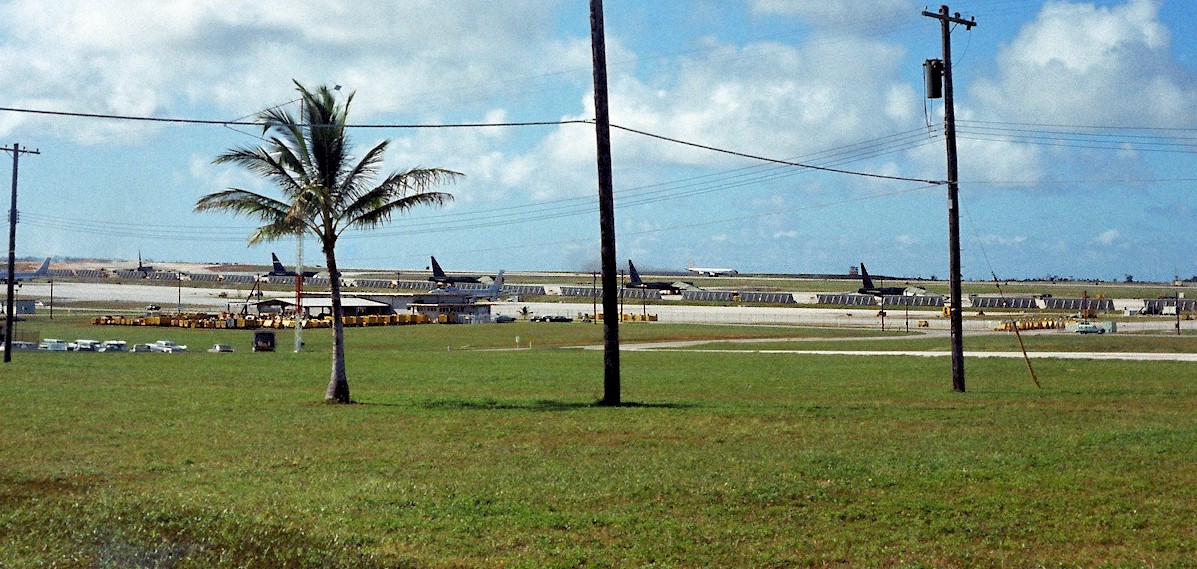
[194,188,313,244]
[194,188,291,218]
[201,81,458,251]
[341,191,454,234]
[338,140,389,204]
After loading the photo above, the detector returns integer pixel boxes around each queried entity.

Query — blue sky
[1,0,1195,281]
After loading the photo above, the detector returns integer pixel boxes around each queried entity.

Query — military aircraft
[687,266,738,277]
[857,263,910,296]
[432,271,506,300]
[132,251,153,275]
[626,260,682,293]
[269,253,318,278]
[1,257,50,284]
[428,256,482,284]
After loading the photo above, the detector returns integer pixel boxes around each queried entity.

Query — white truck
[149,340,188,353]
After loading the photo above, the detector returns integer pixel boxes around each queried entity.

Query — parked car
[150,340,187,353]
[38,339,68,351]
[69,339,101,351]
[130,343,154,353]
[534,315,573,323]
[1075,322,1105,334]
[99,340,128,353]
[3,341,37,351]
[207,344,234,353]
[493,315,516,323]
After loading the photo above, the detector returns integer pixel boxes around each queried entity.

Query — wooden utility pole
[4,143,39,363]
[590,0,620,405]
[923,5,975,393]
[295,238,304,352]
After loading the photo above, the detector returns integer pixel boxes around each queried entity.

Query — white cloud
[0,1,578,142]
[978,234,1028,246]
[1094,229,1121,245]
[511,31,920,199]
[973,0,1197,128]
[748,0,914,25]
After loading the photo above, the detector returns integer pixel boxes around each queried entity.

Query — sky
[1,0,1195,281]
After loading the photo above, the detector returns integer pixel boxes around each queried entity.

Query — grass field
[2,317,1195,567]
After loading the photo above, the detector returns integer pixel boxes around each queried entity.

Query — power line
[0,105,589,129]
[610,123,944,185]
[957,118,1197,133]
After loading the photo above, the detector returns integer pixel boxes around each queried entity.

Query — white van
[38,339,68,351]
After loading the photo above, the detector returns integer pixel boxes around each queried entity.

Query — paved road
[493,301,1189,334]
[617,345,1197,362]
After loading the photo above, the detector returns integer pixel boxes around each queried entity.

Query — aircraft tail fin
[271,253,287,273]
[628,260,643,285]
[35,258,50,276]
[860,263,875,289]
[430,256,447,279]
[475,271,504,298]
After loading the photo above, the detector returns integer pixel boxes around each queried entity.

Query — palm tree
[196,81,461,403]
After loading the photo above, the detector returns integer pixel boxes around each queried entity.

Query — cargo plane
[626,260,692,294]
[857,263,924,297]
[1,257,50,284]
[687,266,738,277]
[432,271,506,300]
[428,256,482,285]
[269,253,318,278]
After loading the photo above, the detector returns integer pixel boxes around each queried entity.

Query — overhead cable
[0,105,588,129]
[609,123,944,185]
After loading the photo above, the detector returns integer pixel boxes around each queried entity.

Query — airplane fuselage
[858,286,907,297]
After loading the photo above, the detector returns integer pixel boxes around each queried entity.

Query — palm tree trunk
[323,245,350,403]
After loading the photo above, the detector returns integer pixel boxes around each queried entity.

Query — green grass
[2,318,1196,567]
[13,316,898,352]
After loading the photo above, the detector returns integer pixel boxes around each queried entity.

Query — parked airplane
[2,257,50,284]
[857,263,911,296]
[687,266,738,277]
[626,260,682,292]
[432,271,506,300]
[428,256,482,284]
[269,253,318,278]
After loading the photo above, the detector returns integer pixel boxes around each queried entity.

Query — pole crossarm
[921,7,977,29]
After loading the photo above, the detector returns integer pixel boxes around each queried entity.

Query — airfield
[13,264,1192,335]
[4,266,1197,567]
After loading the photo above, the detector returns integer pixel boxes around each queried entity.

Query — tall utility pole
[923,5,975,393]
[295,237,303,352]
[590,0,620,405]
[4,143,40,362]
